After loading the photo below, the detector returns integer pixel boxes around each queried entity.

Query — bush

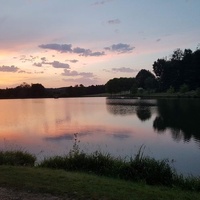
[38,136,200,191]
[179,84,189,93]
[0,150,36,166]
[167,86,175,94]
[39,148,175,186]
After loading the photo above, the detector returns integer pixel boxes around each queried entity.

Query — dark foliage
[135,69,157,90]
[153,48,200,92]
[105,77,136,94]
[0,83,106,98]
[0,150,36,166]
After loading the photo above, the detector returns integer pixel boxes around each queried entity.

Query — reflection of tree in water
[106,104,136,116]
[106,98,155,120]
[136,106,151,121]
[153,99,200,144]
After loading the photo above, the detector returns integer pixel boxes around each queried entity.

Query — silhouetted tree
[152,48,200,91]
[31,83,45,98]
[136,69,157,90]
[105,78,136,94]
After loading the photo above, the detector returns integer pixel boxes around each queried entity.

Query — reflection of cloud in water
[44,126,133,142]
[44,132,92,142]
[112,133,130,140]
[55,116,71,125]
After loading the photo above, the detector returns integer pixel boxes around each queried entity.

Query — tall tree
[136,69,157,90]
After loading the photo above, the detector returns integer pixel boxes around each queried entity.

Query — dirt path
[0,187,74,200]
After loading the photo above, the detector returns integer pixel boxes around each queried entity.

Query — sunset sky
[0,0,200,88]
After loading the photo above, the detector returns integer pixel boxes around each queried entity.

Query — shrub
[179,84,189,93]
[39,148,175,186]
[0,150,36,166]
[167,86,175,94]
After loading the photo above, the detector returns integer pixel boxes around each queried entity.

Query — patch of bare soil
[0,187,74,200]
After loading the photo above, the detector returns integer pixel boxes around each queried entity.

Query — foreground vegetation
[1,165,200,200]
[0,147,200,193]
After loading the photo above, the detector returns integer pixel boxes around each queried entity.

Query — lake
[0,97,200,176]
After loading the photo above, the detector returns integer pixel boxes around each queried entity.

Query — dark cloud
[33,61,70,69]
[112,67,138,73]
[73,47,92,56]
[33,62,43,67]
[38,43,105,57]
[105,43,135,53]
[107,19,121,25]
[0,65,19,72]
[0,65,32,74]
[89,51,105,56]
[39,43,72,53]
[49,61,70,69]
[73,47,105,57]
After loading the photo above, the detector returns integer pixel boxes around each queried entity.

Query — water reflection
[1,97,200,175]
[136,106,151,121]
[44,132,91,142]
[106,98,200,145]
[106,98,156,119]
[153,99,200,144]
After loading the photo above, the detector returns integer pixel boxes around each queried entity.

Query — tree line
[105,47,200,95]
[1,46,200,98]
[0,83,105,99]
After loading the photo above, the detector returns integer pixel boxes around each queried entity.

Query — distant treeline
[1,47,200,98]
[105,47,200,94]
[0,83,105,99]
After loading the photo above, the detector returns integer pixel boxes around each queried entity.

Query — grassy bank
[1,147,200,200]
[0,166,200,200]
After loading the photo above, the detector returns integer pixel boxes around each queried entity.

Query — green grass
[0,165,200,200]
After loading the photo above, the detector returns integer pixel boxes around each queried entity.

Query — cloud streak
[62,69,98,85]
[62,69,94,78]
[39,44,72,53]
[107,19,121,25]
[0,65,34,74]
[66,59,79,63]
[47,61,70,69]
[112,67,138,73]
[39,43,105,57]
[0,65,19,72]
[105,43,135,53]
[33,61,70,69]
[92,0,114,6]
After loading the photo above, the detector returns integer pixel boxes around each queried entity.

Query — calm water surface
[0,97,200,176]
